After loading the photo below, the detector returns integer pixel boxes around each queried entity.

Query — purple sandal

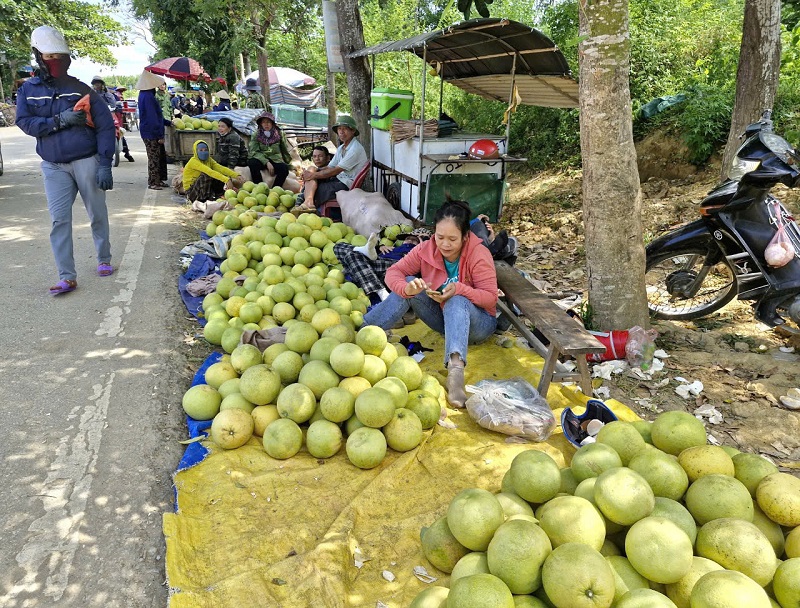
[50,279,77,295]
[97,263,114,277]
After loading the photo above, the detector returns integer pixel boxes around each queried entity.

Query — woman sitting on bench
[363,198,498,408]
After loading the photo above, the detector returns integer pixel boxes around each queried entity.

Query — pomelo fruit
[684,474,754,525]
[773,558,800,608]
[786,525,800,558]
[537,495,606,551]
[262,342,289,365]
[732,453,778,497]
[319,386,356,423]
[373,376,408,408]
[570,443,623,482]
[251,405,280,436]
[596,421,647,465]
[203,319,229,345]
[262,418,303,459]
[379,341,400,368]
[573,477,623,535]
[559,468,579,495]
[239,365,281,406]
[447,573,514,608]
[382,408,423,452]
[447,488,505,552]
[276,383,317,423]
[311,307,342,334]
[270,350,304,385]
[630,420,653,444]
[651,410,707,456]
[615,589,676,608]
[678,445,734,482]
[387,356,423,390]
[220,392,255,414]
[487,519,552,594]
[751,504,785,558]
[354,387,395,428]
[408,585,449,608]
[664,556,724,608]
[689,570,771,608]
[358,354,388,385]
[345,413,364,436]
[510,450,562,504]
[695,518,778,586]
[420,515,470,573]
[210,408,254,450]
[541,543,615,608]
[355,325,388,356]
[329,342,366,377]
[284,321,319,354]
[322,322,355,344]
[182,384,222,420]
[308,336,341,364]
[495,492,535,520]
[218,378,241,399]
[339,376,372,398]
[756,472,800,527]
[221,326,244,353]
[628,449,689,501]
[451,552,490,583]
[297,360,340,399]
[204,360,239,389]
[306,419,343,458]
[625,517,694,584]
[406,391,441,429]
[606,556,650,604]
[594,467,655,526]
[599,539,620,557]
[345,426,386,469]
[238,301,263,324]
[650,497,697,545]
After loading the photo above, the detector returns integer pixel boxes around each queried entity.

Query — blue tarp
[178,253,220,326]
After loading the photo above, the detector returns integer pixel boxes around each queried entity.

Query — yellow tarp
[164,323,637,607]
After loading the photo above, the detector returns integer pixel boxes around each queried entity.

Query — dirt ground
[499,143,800,472]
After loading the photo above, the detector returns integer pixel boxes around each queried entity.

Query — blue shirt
[138,89,170,140]
[440,256,460,290]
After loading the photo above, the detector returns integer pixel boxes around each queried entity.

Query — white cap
[31,26,71,54]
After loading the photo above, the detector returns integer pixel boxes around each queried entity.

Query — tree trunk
[242,51,252,76]
[256,40,271,106]
[720,0,782,178]
[327,70,337,134]
[579,0,649,330]
[335,0,372,160]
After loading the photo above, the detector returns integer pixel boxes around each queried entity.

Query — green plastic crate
[371,88,413,130]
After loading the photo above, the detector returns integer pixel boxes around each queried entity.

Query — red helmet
[468,139,500,160]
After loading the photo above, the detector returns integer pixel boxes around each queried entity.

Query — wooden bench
[494,260,606,397]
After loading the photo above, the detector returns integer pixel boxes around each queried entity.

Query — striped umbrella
[145,57,211,82]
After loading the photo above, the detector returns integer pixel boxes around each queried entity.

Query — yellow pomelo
[373,376,408,408]
[689,570,771,608]
[786,525,800,558]
[270,350,304,385]
[271,302,296,323]
[218,378,241,399]
[308,336,341,364]
[322,322,356,344]
[510,450,562,504]
[311,308,342,334]
[571,443,623,482]
[355,325,388,356]
[345,426,386,469]
[210,408,254,450]
[487,519,552,594]
[773,558,800,608]
[678,445,734,482]
[354,386,395,428]
[319,387,356,423]
[387,356,423,390]
[448,573,514,608]
[615,589,677,608]
[284,321,319,354]
[339,376,372,398]
[685,474,754,525]
[408,585,449,608]
[756,472,800,527]
[204,360,239,388]
[262,342,289,365]
[732,453,778,498]
[606,556,650,604]
[220,392,255,414]
[665,556,724,608]
[542,543,615,608]
[495,492,535,520]
[420,515,470,573]
[651,497,697,545]
[358,354,387,385]
[651,410,707,456]
[306,419,343,458]
[596,421,647,465]
[262,418,303,459]
[182,384,221,420]
[625,517,694,584]
[695,518,778,586]
[382,408,423,451]
[537,495,605,550]
[628,449,689,501]
[447,488,506,552]
[329,342,366,377]
[751,504,785,558]
[276,383,317,423]
[239,364,281,406]
[573,477,623,535]
[451,552,490,584]
[298,360,340,399]
[594,467,655,526]
[251,405,280,436]
[230,344,263,374]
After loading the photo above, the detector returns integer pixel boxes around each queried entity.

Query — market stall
[349,17,579,223]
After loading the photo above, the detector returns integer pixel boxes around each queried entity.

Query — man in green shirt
[242,78,269,110]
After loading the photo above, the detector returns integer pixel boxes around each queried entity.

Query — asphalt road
[0,125,188,607]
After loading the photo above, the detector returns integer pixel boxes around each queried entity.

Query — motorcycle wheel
[645,249,738,320]
[114,137,121,167]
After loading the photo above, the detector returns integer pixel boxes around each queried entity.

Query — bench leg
[537,345,559,398]
[575,356,593,396]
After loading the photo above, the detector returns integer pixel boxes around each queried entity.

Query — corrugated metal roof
[348,18,578,108]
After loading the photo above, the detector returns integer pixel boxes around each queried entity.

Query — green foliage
[675,84,734,164]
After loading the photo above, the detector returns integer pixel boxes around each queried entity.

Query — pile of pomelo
[172,117,218,131]
[182,322,447,469]
[412,410,800,608]
[201,211,375,353]
[205,183,309,235]
[380,223,416,248]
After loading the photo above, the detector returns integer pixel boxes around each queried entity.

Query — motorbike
[645,110,800,334]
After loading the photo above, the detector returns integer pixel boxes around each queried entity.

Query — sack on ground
[336,188,412,237]
[464,377,555,441]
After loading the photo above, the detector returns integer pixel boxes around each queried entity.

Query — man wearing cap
[298,115,368,210]
[242,78,268,110]
[16,26,116,295]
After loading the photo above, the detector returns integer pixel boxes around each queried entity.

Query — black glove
[96,165,113,191]
[55,109,86,130]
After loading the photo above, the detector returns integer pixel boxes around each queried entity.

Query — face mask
[197,149,209,161]
[43,56,71,79]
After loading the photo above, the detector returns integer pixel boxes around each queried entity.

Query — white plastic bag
[335,188,411,237]
[465,377,555,441]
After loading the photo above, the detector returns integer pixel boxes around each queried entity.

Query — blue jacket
[138,89,171,140]
[16,75,116,167]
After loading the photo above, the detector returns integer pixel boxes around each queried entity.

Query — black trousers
[248,158,289,187]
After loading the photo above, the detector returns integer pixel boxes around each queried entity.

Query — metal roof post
[419,45,428,220]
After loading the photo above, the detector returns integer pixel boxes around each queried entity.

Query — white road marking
[2,188,156,604]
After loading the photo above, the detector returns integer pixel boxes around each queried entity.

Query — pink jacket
[385,232,498,317]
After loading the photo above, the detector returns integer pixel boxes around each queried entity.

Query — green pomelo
[406,391,441,429]
[487,519,553,595]
[306,419,343,459]
[354,387,395,428]
[373,376,408,409]
[510,450,562,504]
[651,411,707,456]
[650,497,697,545]
[447,488,506,552]
[345,426,386,469]
[606,556,650,604]
[339,376,372,398]
[297,360,341,399]
[270,350,304,385]
[447,573,514,608]
[751,504,785,558]
[542,543,615,608]
[685,474,754,525]
[689,570,771,608]
[408,586,450,608]
[596,421,647,465]
[220,327,244,353]
[329,342,366,377]
[420,515,470,574]
[230,344,263,374]
[625,517,694,584]
[262,418,303,459]
[387,356,423,390]
[210,408,254,450]
[239,364,282,406]
[678,445,735,482]
[322,322,355,344]
[732,453,779,498]
[664,556,724,608]
[537,495,606,551]
[451,552,490,584]
[383,408,423,452]
[594,467,655,526]
[756,472,800,527]
[182,384,221,420]
[283,321,319,354]
[276,383,317,423]
[308,336,341,364]
[570,443,623,482]
[204,361,239,389]
[220,392,255,414]
[614,589,677,608]
[628,449,689,501]
[356,325,388,356]
[358,354,388,385]
[773,558,800,608]
[218,378,241,399]
[695,518,778,586]
[495,492,535,520]
[262,343,289,366]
